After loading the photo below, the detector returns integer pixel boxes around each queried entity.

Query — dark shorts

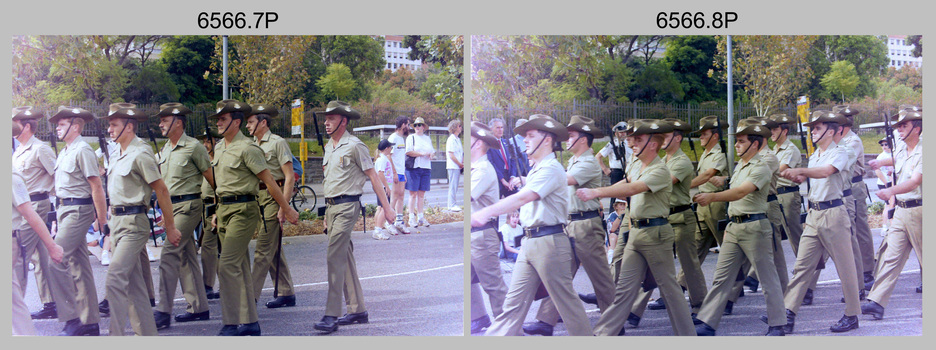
[405,168,431,192]
[398,174,406,182]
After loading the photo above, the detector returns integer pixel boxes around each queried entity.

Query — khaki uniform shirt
[159,134,211,196]
[211,131,268,197]
[255,132,293,181]
[773,139,801,188]
[697,144,727,193]
[54,139,101,199]
[12,171,29,230]
[322,131,373,198]
[727,155,771,216]
[665,149,693,207]
[806,142,849,203]
[836,142,858,193]
[107,138,162,207]
[843,130,865,177]
[520,153,567,228]
[759,147,780,195]
[470,154,499,213]
[894,142,922,202]
[201,178,215,199]
[13,136,56,195]
[567,150,602,213]
[629,156,672,220]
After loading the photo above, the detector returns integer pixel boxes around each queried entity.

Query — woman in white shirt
[405,117,435,227]
[445,120,464,212]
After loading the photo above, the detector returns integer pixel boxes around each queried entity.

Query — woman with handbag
[405,117,435,228]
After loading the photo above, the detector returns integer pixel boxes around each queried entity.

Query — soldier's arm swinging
[201,169,215,189]
[876,172,922,202]
[577,179,651,202]
[149,179,181,247]
[364,168,395,222]
[16,201,64,264]
[693,181,757,206]
[471,188,539,227]
[257,169,299,225]
[87,176,108,232]
[690,168,719,188]
[281,161,295,198]
[781,164,838,180]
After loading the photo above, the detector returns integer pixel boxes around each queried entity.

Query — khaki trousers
[217,201,260,325]
[13,199,54,303]
[470,227,508,319]
[678,201,725,288]
[485,233,593,336]
[13,236,37,335]
[48,204,100,325]
[252,191,295,298]
[201,200,219,290]
[843,195,867,287]
[850,182,875,273]
[741,202,790,295]
[778,191,804,256]
[106,213,158,336]
[868,206,922,307]
[783,206,860,316]
[536,217,615,324]
[324,202,366,317]
[697,219,786,329]
[157,199,209,314]
[594,224,696,336]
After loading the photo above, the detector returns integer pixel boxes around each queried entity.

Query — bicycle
[290,181,317,212]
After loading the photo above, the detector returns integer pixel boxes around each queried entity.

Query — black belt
[569,210,601,222]
[219,194,256,204]
[325,195,361,205]
[630,217,669,229]
[878,183,892,189]
[777,186,800,195]
[896,199,922,209]
[808,199,843,211]
[113,205,147,216]
[29,192,49,202]
[259,179,286,190]
[58,197,93,206]
[852,175,864,183]
[669,204,692,215]
[729,213,767,224]
[203,197,216,204]
[171,193,201,204]
[523,224,565,238]
[767,194,777,202]
[471,220,497,233]
[842,189,852,197]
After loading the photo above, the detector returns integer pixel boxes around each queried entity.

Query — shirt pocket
[55,156,78,173]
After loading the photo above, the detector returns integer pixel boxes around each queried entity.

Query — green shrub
[868,201,884,215]
[365,203,378,217]
[298,209,318,222]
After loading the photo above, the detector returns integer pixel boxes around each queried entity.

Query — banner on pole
[796,96,814,154]
[291,99,303,136]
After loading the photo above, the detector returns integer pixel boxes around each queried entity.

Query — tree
[303,36,386,105]
[403,35,464,115]
[713,35,816,116]
[907,35,922,57]
[805,35,888,101]
[124,61,180,104]
[316,63,356,101]
[628,60,685,103]
[160,35,222,106]
[214,36,316,107]
[821,61,860,103]
[663,35,724,103]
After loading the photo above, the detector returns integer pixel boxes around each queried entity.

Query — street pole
[223,35,229,100]
[726,35,735,174]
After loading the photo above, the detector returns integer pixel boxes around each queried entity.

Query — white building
[382,35,422,72]
[887,35,922,69]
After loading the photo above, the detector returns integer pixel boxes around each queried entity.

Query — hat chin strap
[327,117,346,136]
[219,116,240,138]
[529,133,548,157]
[635,135,652,158]
[113,119,131,143]
[565,135,582,151]
[812,127,830,145]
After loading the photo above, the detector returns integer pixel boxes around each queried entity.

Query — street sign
[797,96,814,154]
[291,99,303,136]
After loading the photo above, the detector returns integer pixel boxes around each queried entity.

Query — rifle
[505,120,528,179]
[145,124,163,247]
[714,119,730,232]
[311,111,328,218]
[97,130,112,237]
[882,108,899,220]
[796,113,811,223]
[202,113,222,254]
[608,130,629,206]
[685,134,709,250]
[47,132,60,229]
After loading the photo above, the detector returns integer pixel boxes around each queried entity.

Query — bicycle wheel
[291,185,317,212]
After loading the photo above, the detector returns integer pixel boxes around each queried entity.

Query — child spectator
[605,200,628,263]
[498,211,522,261]
[373,140,400,239]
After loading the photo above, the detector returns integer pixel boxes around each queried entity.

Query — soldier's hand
[47,243,65,264]
[279,207,299,225]
[576,188,598,202]
[509,177,522,189]
[780,168,800,181]
[166,227,182,247]
[875,188,894,202]
[793,175,807,184]
[708,176,727,187]
[384,207,396,223]
[693,193,714,206]
[602,167,611,176]
[211,215,217,229]
[868,159,881,170]
[470,211,489,228]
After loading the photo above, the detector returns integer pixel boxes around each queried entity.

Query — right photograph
[468,35,922,336]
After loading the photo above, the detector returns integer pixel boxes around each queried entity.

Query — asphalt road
[24,221,465,336]
[292,181,463,213]
[473,179,922,336]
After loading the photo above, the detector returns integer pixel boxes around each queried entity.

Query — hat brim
[49,111,94,124]
[567,124,605,139]
[323,107,361,120]
[514,118,568,142]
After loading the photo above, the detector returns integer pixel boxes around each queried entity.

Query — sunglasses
[414,124,425,127]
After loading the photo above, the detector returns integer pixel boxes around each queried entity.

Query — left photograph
[11,35,465,336]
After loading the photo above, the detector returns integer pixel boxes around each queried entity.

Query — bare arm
[201,169,215,189]
[17,202,64,264]
[364,168,395,222]
[87,176,108,233]
[281,162,295,198]
[577,180,651,202]
[781,164,838,180]
[448,151,463,168]
[690,168,718,188]
[472,189,539,227]
[693,181,757,206]
[149,179,180,246]
[876,172,922,202]
[258,169,299,224]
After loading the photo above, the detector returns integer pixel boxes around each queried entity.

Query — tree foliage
[160,35,222,106]
[302,35,386,106]
[821,61,860,103]
[663,36,724,103]
[714,35,816,116]
[907,35,922,57]
[403,35,464,115]
[213,35,315,107]
[316,63,356,101]
[805,35,888,101]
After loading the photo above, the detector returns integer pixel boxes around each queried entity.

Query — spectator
[388,116,410,231]
[485,118,519,197]
[446,119,464,211]
[405,117,435,227]
[604,200,628,263]
[498,211,522,262]
[372,140,399,240]
[875,138,895,234]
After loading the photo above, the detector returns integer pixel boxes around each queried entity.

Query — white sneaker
[385,224,402,235]
[372,228,390,240]
[418,218,430,228]
[101,250,111,266]
[450,206,462,212]
[394,222,412,234]
[408,216,418,228]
